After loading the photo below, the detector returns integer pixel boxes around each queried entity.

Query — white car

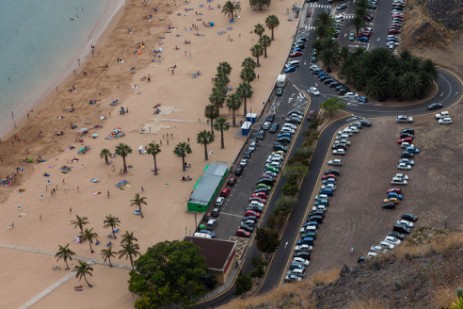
[348,126,359,133]
[370,245,384,253]
[397,219,414,228]
[396,115,413,123]
[367,251,378,258]
[309,64,320,71]
[384,236,401,245]
[312,205,327,211]
[248,142,257,152]
[283,123,298,129]
[335,13,344,20]
[249,201,264,208]
[332,148,346,155]
[285,274,302,282]
[391,178,407,185]
[315,194,328,200]
[397,163,412,170]
[338,129,353,136]
[399,158,414,166]
[281,127,295,134]
[344,92,358,99]
[400,142,411,149]
[394,173,409,180]
[293,257,310,266]
[379,241,395,250]
[240,159,248,167]
[438,117,453,125]
[435,111,450,119]
[336,138,351,145]
[215,197,225,207]
[310,87,320,96]
[328,159,343,166]
[295,244,313,252]
[321,183,336,190]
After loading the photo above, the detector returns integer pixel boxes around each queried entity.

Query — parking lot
[303,111,463,277]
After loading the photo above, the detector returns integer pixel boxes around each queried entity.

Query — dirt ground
[305,100,463,277]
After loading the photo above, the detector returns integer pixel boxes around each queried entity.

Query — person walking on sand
[107,190,110,198]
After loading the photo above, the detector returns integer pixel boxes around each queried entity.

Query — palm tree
[82,227,98,254]
[241,57,257,70]
[250,0,271,11]
[118,231,140,270]
[74,261,94,288]
[265,15,280,40]
[236,82,253,115]
[204,104,219,133]
[99,148,112,165]
[146,142,161,175]
[221,1,241,19]
[214,118,230,149]
[197,130,215,161]
[101,247,116,267]
[55,244,75,270]
[103,214,121,239]
[251,44,264,67]
[209,86,226,114]
[130,193,147,218]
[259,34,272,58]
[240,66,256,83]
[173,142,192,171]
[254,23,265,38]
[71,215,89,240]
[351,15,365,34]
[115,143,132,173]
[320,48,339,73]
[399,72,422,100]
[226,92,241,127]
[217,61,232,76]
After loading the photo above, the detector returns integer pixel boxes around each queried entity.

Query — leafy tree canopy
[129,240,209,308]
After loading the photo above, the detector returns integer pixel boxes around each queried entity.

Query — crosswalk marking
[308,3,331,9]
[304,25,316,30]
[342,13,356,19]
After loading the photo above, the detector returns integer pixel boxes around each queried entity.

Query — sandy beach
[0,0,299,307]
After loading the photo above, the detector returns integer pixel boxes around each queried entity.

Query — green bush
[235,272,253,295]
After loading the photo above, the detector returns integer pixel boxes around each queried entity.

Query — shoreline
[0,0,126,141]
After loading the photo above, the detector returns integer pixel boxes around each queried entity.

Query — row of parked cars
[284,119,372,282]
[388,0,405,35]
[285,36,308,73]
[364,212,418,259]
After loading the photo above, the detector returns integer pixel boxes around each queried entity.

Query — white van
[287,60,301,67]
[193,232,212,239]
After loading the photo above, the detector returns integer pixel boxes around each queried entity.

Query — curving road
[192,2,463,308]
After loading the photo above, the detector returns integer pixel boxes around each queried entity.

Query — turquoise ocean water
[0,0,121,136]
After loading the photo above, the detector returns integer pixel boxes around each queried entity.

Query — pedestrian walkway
[308,3,331,9]
[19,272,76,309]
[342,13,356,19]
[0,242,132,270]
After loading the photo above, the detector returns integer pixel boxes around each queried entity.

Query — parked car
[391,178,407,185]
[234,166,243,176]
[382,202,396,209]
[435,111,450,119]
[402,213,418,222]
[235,228,251,237]
[333,148,346,155]
[396,115,413,123]
[220,187,231,197]
[397,137,413,144]
[228,177,237,186]
[276,87,284,96]
[310,87,320,96]
[215,197,225,207]
[397,163,412,170]
[384,236,401,245]
[438,117,453,125]
[256,130,265,140]
[285,274,302,282]
[269,123,279,133]
[393,224,411,234]
[325,169,340,176]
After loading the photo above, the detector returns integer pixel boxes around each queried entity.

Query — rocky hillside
[225,229,463,309]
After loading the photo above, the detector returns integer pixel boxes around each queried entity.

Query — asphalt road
[192,1,463,307]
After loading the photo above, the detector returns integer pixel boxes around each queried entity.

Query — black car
[401,152,414,159]
[256,130,265,140]
[324,78,335,85]
[388,231,406,240]
[427,103,443,110]
[338,88,348,96]
[332,143,348,150]
[211,207,220,217]
[308,210,325,218]
[400,132,414,139]
[382,202,396,210]
[234,166,243,176]
[308,215,323,223]
[401,213,418,222]
[325,169,340,176]
[359,118,372,127]
[329,81,340,88]
[257,177,274,186]
[319,75,331,81]
[269,123,279,133]
[265,114,275,123]
[239,223,255,233]
[254,187,270,194]
[246,205,263,213]
[293,251,311,260]
[243,150,252,159]
[393,223,411,234]
[400,128,415,135]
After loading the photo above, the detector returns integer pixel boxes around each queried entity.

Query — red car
[388,29,401,35]
[397,137,413,144]
[244,210,261,218]
[387,188,402,194]
[220,187,231,197]
[289,51,303,58]
[252,192,268,199]
[249,197,267,204]
[322,174,336,180]
[236,228,251,238]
